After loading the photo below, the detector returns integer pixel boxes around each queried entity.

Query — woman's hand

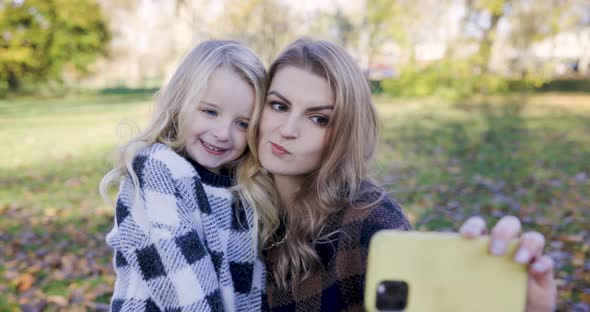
[459,216,556,312]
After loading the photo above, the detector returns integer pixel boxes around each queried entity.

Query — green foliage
[380,59,543,98]
[222,0,296,65]
[379,58,590,98]
[365,0,409,51]
[0,0,110,95]
[474,0,507,15]
[537,78,590,93]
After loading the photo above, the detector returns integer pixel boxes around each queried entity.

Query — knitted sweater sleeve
[360,195,412,265]
[106,147,224,312]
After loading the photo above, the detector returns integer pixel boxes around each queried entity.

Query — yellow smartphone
[364,231,527,312]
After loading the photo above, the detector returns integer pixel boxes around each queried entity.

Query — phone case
[364,231,527,312]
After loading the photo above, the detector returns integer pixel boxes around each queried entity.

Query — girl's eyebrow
[200,101,219,107]
[200,100,251,119]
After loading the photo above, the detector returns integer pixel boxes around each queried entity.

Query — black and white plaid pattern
[106,143,265,312]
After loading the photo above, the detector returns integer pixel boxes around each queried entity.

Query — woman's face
[258,66,334,178]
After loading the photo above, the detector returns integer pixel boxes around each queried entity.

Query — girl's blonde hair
[100,40,266,203]
[236,38,382,289]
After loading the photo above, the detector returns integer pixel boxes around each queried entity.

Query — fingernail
[514,249,530,263]
[490,240,506,255]
[532,262,546,272]
[462,226,476,236]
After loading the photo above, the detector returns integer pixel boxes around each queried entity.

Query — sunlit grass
[374,93,590,223]
[0,94,153,169]
[0,94,155,310]
[1,92,588,310]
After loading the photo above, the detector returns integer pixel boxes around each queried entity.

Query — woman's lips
[270,142,289,157]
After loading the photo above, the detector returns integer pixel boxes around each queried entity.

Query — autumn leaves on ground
[1,93,588,311]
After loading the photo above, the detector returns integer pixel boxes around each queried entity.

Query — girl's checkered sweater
[106,143,265,312]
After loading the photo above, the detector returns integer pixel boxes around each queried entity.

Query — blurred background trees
[0,0,109,93]
[1,0,589,97]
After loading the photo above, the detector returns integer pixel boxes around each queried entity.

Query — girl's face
[184,67,254,173]
[258,66,334,178]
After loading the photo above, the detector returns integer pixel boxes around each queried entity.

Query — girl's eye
[310,115,329,126]
[270,101,288,112]
[202,109,217,116]
[236,120,249,129]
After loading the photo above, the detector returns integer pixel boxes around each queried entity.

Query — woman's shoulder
[327,182,410,256]
[134,143,195,180]
[344,181,411,231]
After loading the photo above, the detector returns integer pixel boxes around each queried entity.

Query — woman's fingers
[459,216,487,238]
[526,255,557,312]
[514,231,545,264]
[459,216,556,311]
[489,216,521,256]
[530,255,555,283]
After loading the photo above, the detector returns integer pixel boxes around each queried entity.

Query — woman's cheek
[258,108,273,139]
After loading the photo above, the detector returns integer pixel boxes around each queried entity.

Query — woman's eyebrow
[267,91,291,105]
[306,105,334,112]
[269,90,333,111]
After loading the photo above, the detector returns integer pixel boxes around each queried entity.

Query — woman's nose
[279,116,299,139]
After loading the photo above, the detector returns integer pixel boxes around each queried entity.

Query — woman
[236,38,556,311]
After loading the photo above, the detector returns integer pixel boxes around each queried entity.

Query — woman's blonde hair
[236,38,382,289]
[100,40,266,203]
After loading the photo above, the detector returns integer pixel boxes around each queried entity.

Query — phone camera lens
[376,281,409,311]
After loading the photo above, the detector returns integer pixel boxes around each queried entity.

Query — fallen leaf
[559,234,585,243]
[16,273,35,292]
[47,295,68,306]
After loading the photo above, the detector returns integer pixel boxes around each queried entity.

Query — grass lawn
[1,92,588,311]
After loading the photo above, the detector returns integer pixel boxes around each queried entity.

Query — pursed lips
[270,141,290,155]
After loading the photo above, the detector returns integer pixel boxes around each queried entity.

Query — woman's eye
[236,120,249,129]
[311,115,329,126]
[202,109,217,116]
[270,101,288,112]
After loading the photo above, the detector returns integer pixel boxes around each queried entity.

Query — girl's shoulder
[140,142,181,160]
[134,143,195,180]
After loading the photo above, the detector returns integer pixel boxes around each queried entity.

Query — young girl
[100,40,267,312]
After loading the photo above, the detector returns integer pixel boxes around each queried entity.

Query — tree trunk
[579,29,590,75]
[479,13,502,75]
[7,70,20,92]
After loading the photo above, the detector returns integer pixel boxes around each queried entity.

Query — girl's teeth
[204,141,222,151]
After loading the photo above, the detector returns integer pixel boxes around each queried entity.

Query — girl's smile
[200,139,230,155]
